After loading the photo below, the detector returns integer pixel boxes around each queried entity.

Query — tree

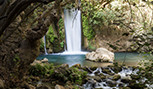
[0,0,74,88]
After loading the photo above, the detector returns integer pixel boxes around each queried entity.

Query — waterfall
[64,9,82,53]
[44,36,48,55]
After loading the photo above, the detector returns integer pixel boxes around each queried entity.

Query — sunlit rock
[0,79,4,89]
[55,84,65,89]
[41,58,48,63]
[86,48,114,62]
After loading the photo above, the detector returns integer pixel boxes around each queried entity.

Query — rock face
[86,48,114,62]
[0,79,4,89]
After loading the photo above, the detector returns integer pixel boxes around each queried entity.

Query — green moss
[28,63,54,77]
[69,67,87,85]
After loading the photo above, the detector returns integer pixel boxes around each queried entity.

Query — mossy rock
[128,83,146,89]
[112,74,121,81]
[102,68,113,75]
[130,75,140,80]
[119,87,131,89]
[98,74,106,79]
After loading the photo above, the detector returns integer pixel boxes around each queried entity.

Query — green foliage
[40,39,44,49]
[82,15,95,40]
[13,55,20,62]
[88,41,96,50]
[46,25,57,43]
[69,67,87,85]
[28,63,54,77]
[58,18,65,48]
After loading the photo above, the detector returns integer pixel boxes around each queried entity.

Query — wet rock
[99,73,106,79]
[102,68,112,75]
[128,82,146,89]
[87,79,97,87]
[82,66,93,73]
[86,48,114,62]
[90,66,98,71]
[121,77,132,83]
[130,74,140,80]
[119,87,131,89]
[106,79,117,87]
[55,84,65,89]
[41,58,48,63]
[0,79,4,89]
[112,74,121,80]
[112,66,122,73]
[118,83,124,87]
[91,76,102,82]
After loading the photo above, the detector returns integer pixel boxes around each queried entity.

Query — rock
[119,87,131,89]
[112,74,121,80]
[99,74,106,79]
[121,77,132,83]
[86,48,114,62]
[130,74,140,80]
[36,84,51,89]
[55,84,65,89]
[21,82,36,89]
[72,64,81,68]
[0,79,4,89]
[91,76,102,82]
[41,58,48,63]
[60,64,69,68]
[106,79,117,87]
[102,68,112,75]
[31,60,41,66]
[87,79,97,86]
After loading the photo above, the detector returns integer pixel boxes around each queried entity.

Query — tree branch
[0,0,55,36]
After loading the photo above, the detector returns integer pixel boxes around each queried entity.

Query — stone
[55,84,65,89]
[72,64,81,68]
[41,58,48,63]
[21,82,36,89]
[112,74,121,80]
[102,68,112,75]
[60,64,69,68]
[106,79,117,87]
[36,84,51,89]
[0,79,4,89]
[86,48,114,62]
[99,74,106,79]
[121,77,132,83]
[30,60,41,66]
[91,76,102,82]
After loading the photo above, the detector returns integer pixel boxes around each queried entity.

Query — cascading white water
[64,9,82,53]
[43,36,48,55]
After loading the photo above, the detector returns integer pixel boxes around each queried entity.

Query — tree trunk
[0,0,75,88]
[0,0,57,88]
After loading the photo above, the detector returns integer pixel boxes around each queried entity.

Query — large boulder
[86,48,114,62]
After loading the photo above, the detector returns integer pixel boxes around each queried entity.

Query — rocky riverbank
[7,59,152,89]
